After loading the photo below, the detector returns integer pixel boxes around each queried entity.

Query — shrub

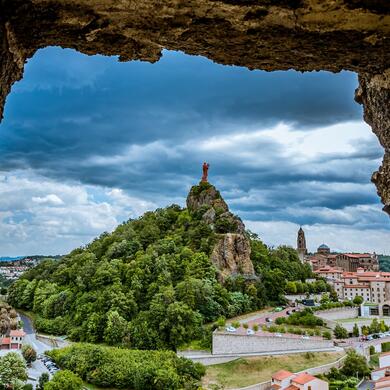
[47,343,205,390]
[322,331,332,340]
[231,321,240,329]
[333,324,348,339]
[22,345,37,365]
[215,316,226,328]
[243,323,248,329]
[252,324,259,332]
[44,370,83,390]
[369,345,375,355]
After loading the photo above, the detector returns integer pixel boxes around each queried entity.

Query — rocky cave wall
[1,0,389,212]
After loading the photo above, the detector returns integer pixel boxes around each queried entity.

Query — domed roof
[318,244,329,249]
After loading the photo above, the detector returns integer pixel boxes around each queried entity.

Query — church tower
[297,227,307,262]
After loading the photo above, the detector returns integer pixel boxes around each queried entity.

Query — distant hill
[0,256,24,262]
[0,255,62,262]
[379,255,390,272]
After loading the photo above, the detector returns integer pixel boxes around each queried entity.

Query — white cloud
[32,194,64,206]
[0,171,158,256]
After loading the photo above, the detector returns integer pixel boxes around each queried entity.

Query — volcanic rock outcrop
[0,0,389,213]
[187,182,254,280]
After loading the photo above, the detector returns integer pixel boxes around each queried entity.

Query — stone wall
[212,332,334,355]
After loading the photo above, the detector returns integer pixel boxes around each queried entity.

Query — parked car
[286,310,291,315]
[226,326,236,333]
[275,333,282,337]
[274,307,283,312]
[247,329,255,335]
[265,317,273,323]
[301,335,310,340]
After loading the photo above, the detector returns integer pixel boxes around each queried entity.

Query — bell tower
[297,227,307,262]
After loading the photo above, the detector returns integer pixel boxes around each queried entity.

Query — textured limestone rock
[356,71,390,213]
[186,182,254,279]
[0,0,389,213]
[211,233,254,280]
[186,183,228,214]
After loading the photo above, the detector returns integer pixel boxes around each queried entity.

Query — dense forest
[9,183,315,350]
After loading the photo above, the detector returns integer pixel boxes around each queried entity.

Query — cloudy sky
[0,47,389,256]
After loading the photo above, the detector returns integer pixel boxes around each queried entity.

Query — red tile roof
[372,365,390,372]
[375,376,390,389]
[1,337,10,344]
[292,372,316,385]
[284,386,299,390]
[342,253,373,258]
[10,330,25,337]
[272,370,294,381]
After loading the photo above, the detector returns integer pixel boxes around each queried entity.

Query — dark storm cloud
[0,47,388,235]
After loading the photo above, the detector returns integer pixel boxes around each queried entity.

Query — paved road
[19,313,34,334]
[180,347,342,365]
[17,312,57,385]
[358,379,374,390]
[227,307,323,341]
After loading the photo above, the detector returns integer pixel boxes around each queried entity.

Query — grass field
[203,352,344,389]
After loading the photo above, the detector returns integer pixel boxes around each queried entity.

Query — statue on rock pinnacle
[202,162,210,182]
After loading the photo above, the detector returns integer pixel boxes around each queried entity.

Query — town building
[295,228,379,272]
[271,370,328,390]
[315,266,390,313]
[372,352,390,388]
[297,227,307,262]
[0,329,26,350]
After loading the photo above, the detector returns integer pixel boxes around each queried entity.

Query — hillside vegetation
[8,183,313,350]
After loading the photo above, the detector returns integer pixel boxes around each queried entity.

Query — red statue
[202,162,210,182]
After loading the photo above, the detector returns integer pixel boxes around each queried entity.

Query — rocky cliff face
[186,182,254,279]
[0,0,389,214]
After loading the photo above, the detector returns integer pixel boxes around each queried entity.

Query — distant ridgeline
[0,256,24,262]
[8,182,313,350]
[379,255,390,272]
[0,255,61,263]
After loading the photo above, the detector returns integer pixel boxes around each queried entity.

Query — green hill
[8,182,312,350]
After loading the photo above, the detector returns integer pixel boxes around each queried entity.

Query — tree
[352,323,360,337]
[0,352,28,386]
[370,318,381,334]
[320,293,330,305]
[322,331,332,340]
[333,324,348,339]
[38,372,50,390]
[340,350,370,377]
[380,320,388,333]
[329,289,339,302]
[103,310,128,345]
[44,370,83,390]
[22,345,37,365]
[285,281,297,294]
[353,296,363,305]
